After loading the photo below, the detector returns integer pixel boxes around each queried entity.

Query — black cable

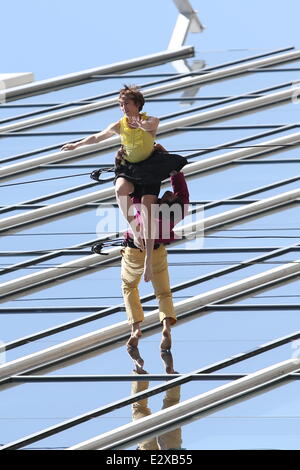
[1,260,300,271]
[6,293,300,301]
[2,228,300,234]
[1,141,300,189]
[0,167,115,188]
[0,172,91,188]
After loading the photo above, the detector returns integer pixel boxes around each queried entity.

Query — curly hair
[118,84,145,111]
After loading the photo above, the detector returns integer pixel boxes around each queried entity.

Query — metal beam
[68,359,300,450]
[1,119,298,218]
[0,306,154,314]
[1,49,300,136]
[3,239,300,351]
[0,83,298,182]
[0,243,278,257]
[1,176,300,302]
[7,373,245,383]
[1,249,300,382]
[1,178,300,297]
[0,48,293,132]
[1,126,300,233]
[0,47,194,102]
[6,372,300,383]
[1,329,299,449]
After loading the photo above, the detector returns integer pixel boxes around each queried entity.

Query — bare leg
[127,321,142,348]
[115,178,144,250]
[127,345,147,374]
[160,349,176,374]
[160,317,172,351]
[141,194,158,282]
[160,319,176,375]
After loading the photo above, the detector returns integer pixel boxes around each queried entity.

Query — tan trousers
[120,244,177,325]
[132,379,182,450]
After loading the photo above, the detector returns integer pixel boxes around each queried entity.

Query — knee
[115,180,134,197]
[122,280,139,293]
[156,289,172,300]
[141,195,158,212]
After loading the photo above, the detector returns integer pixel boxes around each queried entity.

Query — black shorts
[113,149,187,192]
[129,181,160,198]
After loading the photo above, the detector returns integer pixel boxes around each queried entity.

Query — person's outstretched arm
[61,121,120,151]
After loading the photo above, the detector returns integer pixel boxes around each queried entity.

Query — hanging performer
[61,85,187,283]
[99,168,190,370]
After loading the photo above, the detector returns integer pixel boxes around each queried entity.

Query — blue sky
[2,0,300,80]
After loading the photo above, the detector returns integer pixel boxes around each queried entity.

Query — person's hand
[143,260,153,283]
[154,142,168,154]
[169,170,178,176]
[127,116,141,129]
[61,143,78,151]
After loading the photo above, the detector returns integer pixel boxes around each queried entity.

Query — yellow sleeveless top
[119,112,154,163]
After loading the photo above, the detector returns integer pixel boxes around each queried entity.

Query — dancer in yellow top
[61,85,187,282]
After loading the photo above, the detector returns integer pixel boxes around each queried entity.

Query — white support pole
[174,186,300,237]
[0,47,194,103]
[169,0,205,73]
[1,185,300,298]
[68,358,300,450]
[0,49,299,136]
[0,128,300,231]
[0,73,34,90]
[1,249,300,381]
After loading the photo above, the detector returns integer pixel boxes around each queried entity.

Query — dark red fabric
[124,172,189,245]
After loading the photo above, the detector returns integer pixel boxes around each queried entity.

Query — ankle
[162,319,172,331]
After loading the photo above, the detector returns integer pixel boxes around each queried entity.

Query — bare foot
[160,327,171,351]
[133,369,148,376]
[127,332,142,349]
[127,345,147,374]
[160,349,175,374]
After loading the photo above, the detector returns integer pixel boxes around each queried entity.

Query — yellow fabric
[119,112,154,163]
[120,245,177,325]
[131,379,182,450]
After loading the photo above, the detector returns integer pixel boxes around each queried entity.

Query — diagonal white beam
[0,47,194,103]
[0,49,299,136]
[0,183,300,299]
[1,243,300,381]
[0,128,300,231]
[67,358,300,449]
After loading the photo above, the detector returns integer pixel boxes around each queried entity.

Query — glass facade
[1,2,300,451]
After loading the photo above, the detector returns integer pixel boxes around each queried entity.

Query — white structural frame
[1,184,300,298]
[68,358,300,450]
[0,47,194,103]
[0,49,299,136]
[1,225,300,381]
[0,73,34,90]
[0,128,300,231]
[169,0,205,51]
[169,0,205,74]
